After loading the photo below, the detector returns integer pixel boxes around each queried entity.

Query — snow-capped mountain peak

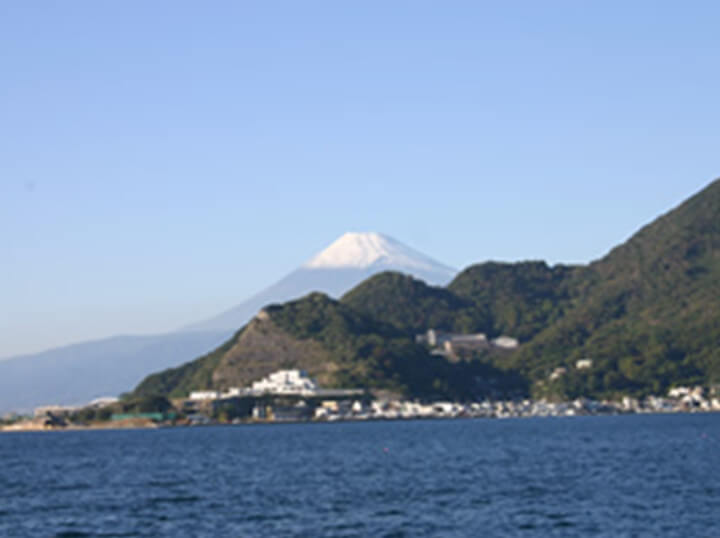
[303,232,454,275]
[186,232,457,332]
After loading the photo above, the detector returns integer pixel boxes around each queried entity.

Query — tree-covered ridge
[340,272,486,335]
[512,178,720,398]
[448,261,581,341]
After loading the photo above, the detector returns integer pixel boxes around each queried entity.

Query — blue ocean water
[0,414,718,537]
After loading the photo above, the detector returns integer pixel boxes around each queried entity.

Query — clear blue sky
[2,1,718,358]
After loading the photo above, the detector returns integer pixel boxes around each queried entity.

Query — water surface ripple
[1,414,718,537]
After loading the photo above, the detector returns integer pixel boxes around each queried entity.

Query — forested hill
[511,177,720,397]
[339,272,484,335]
[135,292,525,401]
[134,178,720,401]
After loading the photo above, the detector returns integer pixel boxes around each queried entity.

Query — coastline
[2,404,718,433]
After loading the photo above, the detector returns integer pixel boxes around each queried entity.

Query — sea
[0,414,718,537]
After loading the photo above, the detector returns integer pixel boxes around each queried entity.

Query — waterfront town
[2,368,720,432]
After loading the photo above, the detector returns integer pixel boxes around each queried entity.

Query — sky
[1,1,719,358]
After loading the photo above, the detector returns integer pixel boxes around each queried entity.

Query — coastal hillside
[135,292,524,401]
[513,177,720,397]
[134,178,720,401]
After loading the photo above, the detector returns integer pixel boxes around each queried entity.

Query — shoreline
[2,406,718,433]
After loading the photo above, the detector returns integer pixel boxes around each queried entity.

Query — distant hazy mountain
[0,330,230,414]
[185,232,457,332]
[0,232,455,413]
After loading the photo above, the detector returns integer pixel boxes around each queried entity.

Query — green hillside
[340,272,486,335]
[134,329,244,398]
[339,263,580,343]
[513,178,720,398]
[135,292,526,401]
[448,261,581,341]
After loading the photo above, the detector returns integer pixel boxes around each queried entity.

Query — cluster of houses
[5,366,720,431]
[549,359,594,380]
[287,387,720,421]
[641,386,720,412]
[31,397,119,419]
[180,369,720,423]
[1,396,120,431]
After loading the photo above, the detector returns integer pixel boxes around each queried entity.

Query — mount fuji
[0,233,456,413]
[186,232,457,332]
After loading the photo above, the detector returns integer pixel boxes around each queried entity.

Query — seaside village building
[189,370,321,402]
[185,369,364,422]
[189,390,221,401]
[251,369,318,395]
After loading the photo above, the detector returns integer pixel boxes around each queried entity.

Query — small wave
[373,509,404,517]
[327,522,365,529]
[243,513,271,522]
[146,480,185,488]
[50,483,92,492]
[148,495,201,505]
[546,512,570,520]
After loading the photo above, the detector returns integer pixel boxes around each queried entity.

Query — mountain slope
[186,233,457,332]
[513,178,720,396]
[448,261,581,342]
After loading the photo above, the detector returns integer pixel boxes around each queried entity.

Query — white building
[251,369,318,395]
[189,390,221,401]
[492,336,519,349]
[88,397,119,408]
[668,386,691,398]
[222,387,250,398]
[417,329,488,348]
[576,358,593,369]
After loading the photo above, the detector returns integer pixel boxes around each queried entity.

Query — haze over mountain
[0,331,230,414]
[185,232,457,332]
[0,233,456,413]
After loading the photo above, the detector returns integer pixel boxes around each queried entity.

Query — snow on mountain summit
[186,232,457,332]
[303,232,456,275]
